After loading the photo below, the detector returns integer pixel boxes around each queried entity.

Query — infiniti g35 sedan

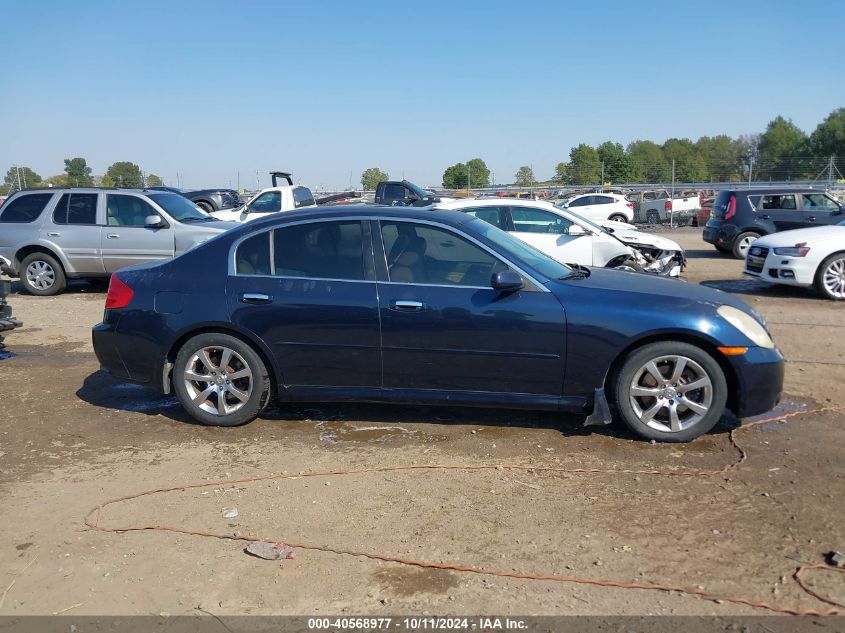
[92,206,784,442]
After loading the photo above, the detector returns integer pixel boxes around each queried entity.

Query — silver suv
[0,188,238,295]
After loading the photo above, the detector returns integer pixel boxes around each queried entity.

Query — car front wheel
[815,253,845,300]
[612,341,727,442]
[20,252,67,296]
[608,213,627,223]
[173,333,271,426]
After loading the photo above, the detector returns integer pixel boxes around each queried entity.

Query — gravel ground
[0,227,842,617]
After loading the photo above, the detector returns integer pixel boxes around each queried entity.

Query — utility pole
[829,156,835,189]
[468,163,471,190]
[670,159,676,228]
[600,161,604,191]
[748,156,753,189]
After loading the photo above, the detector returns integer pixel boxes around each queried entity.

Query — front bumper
[744,254,816,286]
[728,346,785,418]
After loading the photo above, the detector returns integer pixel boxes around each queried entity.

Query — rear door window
[0,193,54,223]
[274,221,365,280]
[460,206,507,229]
[53,193,98,225]
[759,194,797,210]
[594,195,615,205]
[568,196,592,207]
[510,207,573,235]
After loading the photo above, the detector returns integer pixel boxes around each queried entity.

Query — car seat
[387,234,427,283]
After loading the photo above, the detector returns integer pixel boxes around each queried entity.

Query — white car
[555,192,634,223]
[435,198,685,276]
[743,220,845,300]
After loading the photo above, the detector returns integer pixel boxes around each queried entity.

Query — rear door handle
[391,300,425,312]
[759,214,771,220]
[107,233,120,239]
[807,216,817,222]
[239,292,272,304]
[47,231,61,237]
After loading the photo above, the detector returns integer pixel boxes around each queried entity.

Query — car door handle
[239,293,272,304]
[391,300,425,312]
[47,231,61,237]
[759,214,771,220]
[807,216,816,222]
[107,233,120,239]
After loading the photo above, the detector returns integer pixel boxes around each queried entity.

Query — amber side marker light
[718,346,749,356]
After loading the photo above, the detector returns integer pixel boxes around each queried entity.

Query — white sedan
[743,220,845,300]
[435,198,685,276]
[555,192,634,223]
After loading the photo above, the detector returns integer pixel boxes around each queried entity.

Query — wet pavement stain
[372,567,459,597]
[317,421,448,446]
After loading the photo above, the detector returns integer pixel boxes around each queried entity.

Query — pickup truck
[628,189,700,225]
[374,180,455,207]
[211,172,317,223]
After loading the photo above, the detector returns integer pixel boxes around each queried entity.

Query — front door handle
[240,292,272,304]
[807,216,816,222]
[392,300,425,312]
[107,233,120,239]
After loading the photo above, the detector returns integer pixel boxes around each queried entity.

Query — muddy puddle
[317,421,448,446]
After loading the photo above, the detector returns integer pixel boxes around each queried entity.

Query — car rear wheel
[731,232,758,259]
[20,252,67,296]
[173,333,271,426]
[612,341,727,442]
[646,211,660,225]
[815,253,845,301]
[608,213,627,223]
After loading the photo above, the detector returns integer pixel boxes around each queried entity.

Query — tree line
[2,159,164,195]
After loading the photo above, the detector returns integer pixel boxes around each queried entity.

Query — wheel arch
[602,331,740,414]
[163,324,280,397]
[14,243,69,274]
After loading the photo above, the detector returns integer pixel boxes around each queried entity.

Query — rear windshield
[0,192,54,223]
[292,186,316,208]
[710,191,734,220]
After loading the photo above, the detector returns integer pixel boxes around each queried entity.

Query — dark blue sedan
[92,206,784,442]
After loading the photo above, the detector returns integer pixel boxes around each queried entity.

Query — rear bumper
[728,346,785,418]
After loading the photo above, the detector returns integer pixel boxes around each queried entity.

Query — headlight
[717,305,775,349]
[773,244,810,257]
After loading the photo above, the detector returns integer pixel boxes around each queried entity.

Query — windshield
[468,218,572,280]
[406,181,436,198]
[147,193,209,222]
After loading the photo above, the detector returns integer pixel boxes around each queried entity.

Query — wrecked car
[0,260,22,351]
[436,198,686,277]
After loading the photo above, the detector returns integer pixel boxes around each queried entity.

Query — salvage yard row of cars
[1,179,842,443]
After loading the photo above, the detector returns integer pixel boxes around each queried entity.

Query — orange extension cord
[85,406,845,617]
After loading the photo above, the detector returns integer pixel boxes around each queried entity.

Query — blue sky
[2,0,842,189]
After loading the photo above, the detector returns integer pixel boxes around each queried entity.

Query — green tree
[662,138,707,182]
[3,166,42,194]
[105,161,143,188]
[553,162,570,184]
[514,165,535,187]
[596,141,631,183]
[809,107,845,159]
[63,157,93,187]
[695,135,745,181]
[43,174,69,188]
[145,173,164,187]
[757,116,808,179]
[465,158,490,188]
[361,167,389,190]
[568,144,601,184]
[626,140,669,182]
[442,162,468,188]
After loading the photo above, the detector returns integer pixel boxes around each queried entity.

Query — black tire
[608,213,627,223]
[814,252,845,301]
[173,333,271,426]
[646,211,660,225]
[731,231,759,260]
[195,200,214,213]
[612,341,727,442]
[610,257,644,273]
[20,252,67,296]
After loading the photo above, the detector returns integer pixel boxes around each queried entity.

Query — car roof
[723,188,828,195]
[434,198,561,210]
[7,187,182,197]
[242,204,476,231]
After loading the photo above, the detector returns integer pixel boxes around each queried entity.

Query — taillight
[725,194,737,220]
[626,202,633,208]
[664,200,672,211]
[105,275,134,309]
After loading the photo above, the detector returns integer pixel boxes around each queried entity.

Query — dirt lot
[0,227,843,617]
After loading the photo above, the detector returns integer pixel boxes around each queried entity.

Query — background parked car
[744,219,845,300]
[554,193,633,223]
[627,189,699,225]
[182,188,240,213]
[703,188,845,259]
[0,188,237,295]
[92,205,783,442]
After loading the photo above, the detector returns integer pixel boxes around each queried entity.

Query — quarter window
[274,221,364,280]
[759,194,797,211]
[0,193,54,223]
[106,194,157,226]
[510,207,573,235]
[235,232,272,276]
[53,193,98,225]
[380,221,506,287]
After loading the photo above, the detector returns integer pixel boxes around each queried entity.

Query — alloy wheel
[628,355,713,433]
[823,258,845,299]
[736,235,755,257]
[26,260,55,290]
[183,346,253,416]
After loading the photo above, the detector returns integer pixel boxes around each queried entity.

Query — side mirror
[568,225,586,236]
[145,215,165,228]
[491,270,524,292]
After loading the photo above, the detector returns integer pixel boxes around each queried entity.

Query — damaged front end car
[602,225,686,278]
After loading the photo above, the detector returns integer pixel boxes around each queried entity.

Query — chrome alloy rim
[26,260,55,290]
[184,346,253,416]
[823,258,845,298]
[737,235,756,257]
[629,355,713,433]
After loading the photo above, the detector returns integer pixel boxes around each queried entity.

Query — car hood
[550,266,753,314]
[193,219,240,231]
[754,225,845,247]
[608,227,683,251]
[599,220,637,231]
